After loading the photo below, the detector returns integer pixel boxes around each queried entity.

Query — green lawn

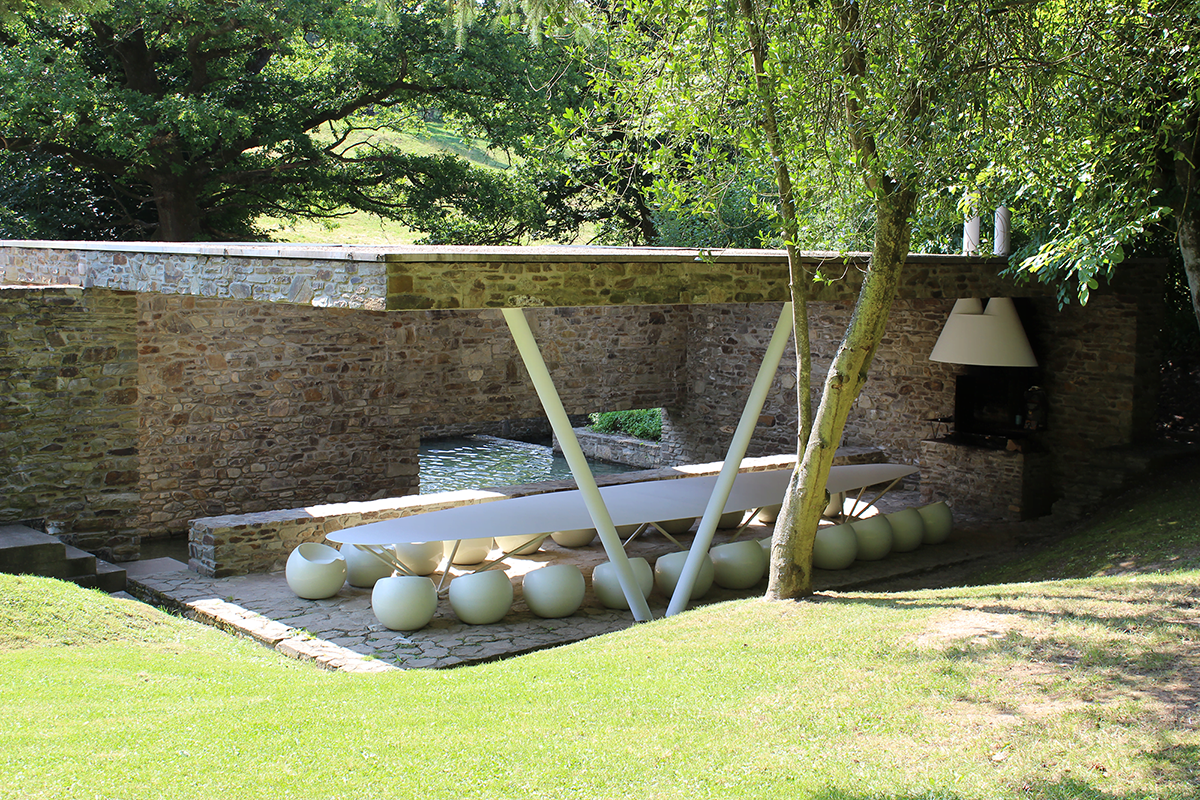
[3,458,1199,799]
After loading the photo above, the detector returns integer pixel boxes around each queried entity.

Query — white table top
[327,463,916,547]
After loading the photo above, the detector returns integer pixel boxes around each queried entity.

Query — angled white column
[501,308,654,622]
[665,302,794,617]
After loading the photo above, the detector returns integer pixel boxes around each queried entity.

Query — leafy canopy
[0,0,585,241]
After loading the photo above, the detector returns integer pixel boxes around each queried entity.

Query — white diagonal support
[502,308,654,622]
[665,302,794,617]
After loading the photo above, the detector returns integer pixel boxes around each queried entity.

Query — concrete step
[0,525,68,574]
[0,524,125,591]
[71,559,127,593]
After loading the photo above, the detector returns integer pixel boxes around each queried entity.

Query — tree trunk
[767,186,917,599]
[149,174,203,241]
[1171,125,1200,334]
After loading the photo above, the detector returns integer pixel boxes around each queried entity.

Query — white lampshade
[929,297,1037,367]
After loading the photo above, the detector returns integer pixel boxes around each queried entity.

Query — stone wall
[0,286,140,559]
[920,439,1055,521]
[1,242,389,309]
[135,295,420,538]
[1,242,1167,548]
[134,298,687,539]
[660,300,959,471]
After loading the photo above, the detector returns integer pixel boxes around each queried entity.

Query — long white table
[327,463,917,584]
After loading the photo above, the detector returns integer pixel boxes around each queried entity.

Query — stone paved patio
[126,491,1014,673]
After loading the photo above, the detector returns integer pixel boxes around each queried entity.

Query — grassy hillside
[260,122,511,245]
[2,457,1198,799]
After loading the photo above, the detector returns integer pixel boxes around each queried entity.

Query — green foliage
[0,0,585,241]
[587,408,662,441]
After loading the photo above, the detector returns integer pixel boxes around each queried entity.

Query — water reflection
[418,436,635,494]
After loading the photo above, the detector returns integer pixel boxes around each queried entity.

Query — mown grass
[3,457,1199,798]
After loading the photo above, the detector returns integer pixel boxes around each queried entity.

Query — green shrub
[587,408,663,441]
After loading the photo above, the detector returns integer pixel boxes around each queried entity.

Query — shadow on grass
[802,578,1200,798]
[807,767,1200,799]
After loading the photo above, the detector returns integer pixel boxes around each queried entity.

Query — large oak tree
[0,0,582,241]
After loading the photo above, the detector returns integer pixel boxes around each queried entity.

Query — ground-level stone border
[189,450,885,578]
[555,426,664,469]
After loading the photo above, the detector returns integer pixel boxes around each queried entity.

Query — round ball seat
[918,501,953,544]
[495,533,543,555]
[851,516,893,561]
[591,557,654,610]
[616,523,641,537]
[717,510,745,529]
[285,542,347,600]
[813,523,858,570]
[756,503,782,523]
[443,537,494,565]
[550,528,596,548]
[654,550,715,600]
[372,575,438,631]
[343,544,395,588]
[522,564,586,618]
[448,569,514,625]
[884,508,926,552]
[655,517,696,536]
[393,541,443,576]
[710,540,767,589]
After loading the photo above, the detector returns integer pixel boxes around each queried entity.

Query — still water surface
[418,436,635,494]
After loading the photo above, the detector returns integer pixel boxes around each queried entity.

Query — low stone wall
[554,427,664,469]
[189,453,803,577]
[919,439,1054,521]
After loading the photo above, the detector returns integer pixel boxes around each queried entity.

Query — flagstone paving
[127,491,1018,673]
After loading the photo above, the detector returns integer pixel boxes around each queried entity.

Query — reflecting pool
[418,436,636,494]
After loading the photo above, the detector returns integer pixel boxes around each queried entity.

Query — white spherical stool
[710,540,767,589]
[285,542,347,599]
[917,501,953,544]
[393,541,443,576]
[616,523,641,537]
[655,517,696,536]
[717,510,745,529]
[448,569,514,625]
[372,575,437,631]
[343,545,395,588]
[443,537,493,565]
[654,550,715,599]
[885,508,926,553]
[551,528,596,547]
[759,536,772,554]
[851,516,893,561]
[813,523,858,570]
[756,503,782,523]
[591,557,654,610]
[522,565,586,618]
[495,533,543,555]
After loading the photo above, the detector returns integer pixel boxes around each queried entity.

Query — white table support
[665,302,794,617]
[501,308,655,623]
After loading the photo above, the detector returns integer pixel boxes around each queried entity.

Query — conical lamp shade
[929,297,1037,367]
